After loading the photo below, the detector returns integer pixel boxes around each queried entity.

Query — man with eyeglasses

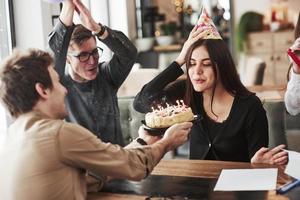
[48,0,137,146]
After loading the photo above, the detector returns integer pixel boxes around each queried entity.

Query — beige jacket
[0,111,165,200]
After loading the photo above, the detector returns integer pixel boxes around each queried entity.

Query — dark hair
[70,24,95,47]
[287,12,300,81]
[184,39,252,117]
[0,49,53,117]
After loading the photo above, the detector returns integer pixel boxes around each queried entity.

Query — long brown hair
[287,12,300,81]
[0,49,53,117]
[184,39,252,117]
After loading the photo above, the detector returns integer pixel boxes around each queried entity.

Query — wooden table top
[88,159,297,200]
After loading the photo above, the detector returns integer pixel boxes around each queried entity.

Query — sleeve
[133,61,186,113]
[99,28,138,89]
[48,19,75,77]
[56,122,164,181]
[285,70,300,115]
[244,96,269,158]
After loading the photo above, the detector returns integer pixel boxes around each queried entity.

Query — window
[0,0,15,145]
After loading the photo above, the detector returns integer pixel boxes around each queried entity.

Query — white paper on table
[285,150,300,180]
[214,168,278,191]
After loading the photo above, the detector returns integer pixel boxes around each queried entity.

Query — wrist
[92,23,106,38]
[156,139,169,153]
[136,137,148,146]
[175,58,185,66]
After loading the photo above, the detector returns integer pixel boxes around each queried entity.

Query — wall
[13,0,52,50]
[13,0,135,50]
[232,0,270,26]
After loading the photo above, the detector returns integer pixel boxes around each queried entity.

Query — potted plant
[156,21,177,46]
[236,11,264,52]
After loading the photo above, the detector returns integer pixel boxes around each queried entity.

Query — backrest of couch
[118,97,145,145]
[118,96,293,149]
[262,101,287,148]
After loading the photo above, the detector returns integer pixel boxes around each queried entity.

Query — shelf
[153,44,182,52]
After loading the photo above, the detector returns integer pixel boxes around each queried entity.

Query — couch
[118,96,145,145]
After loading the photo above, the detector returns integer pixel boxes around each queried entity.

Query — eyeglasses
[69,47,103,62]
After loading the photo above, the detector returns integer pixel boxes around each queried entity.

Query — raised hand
[175,26,209,66]
[251,144,288,165]
[72,0,100,32]
[60,0,76,26]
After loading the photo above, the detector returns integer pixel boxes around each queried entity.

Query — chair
[239,56,266,86]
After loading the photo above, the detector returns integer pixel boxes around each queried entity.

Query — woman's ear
[35,83,50,99]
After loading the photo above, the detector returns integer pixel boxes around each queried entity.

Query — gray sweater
[48,20,137,146]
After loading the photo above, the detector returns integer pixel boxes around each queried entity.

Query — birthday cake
[145,100,194,128]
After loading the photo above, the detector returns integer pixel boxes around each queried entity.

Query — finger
[256,147,270,154]
[74,5,80,14]
[193,30,210,42]
[274,156,288,165]
[191,26,207,37]
[273,150,288,158]
[192,25,198,32]
[269,144,286,155]
[73,0,86,13]
[274,156,288,164]
[274,152,288,160]
[188,26,197,39]
[178,122,193,129]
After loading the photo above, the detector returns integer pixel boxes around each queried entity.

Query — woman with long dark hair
[134,24,287,164]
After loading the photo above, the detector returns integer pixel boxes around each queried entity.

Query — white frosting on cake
[145,103,194,128]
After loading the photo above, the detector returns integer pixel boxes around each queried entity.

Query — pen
[276,179,300,194]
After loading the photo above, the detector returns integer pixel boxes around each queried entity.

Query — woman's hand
[251,144,288,165]
[175,26,209,66]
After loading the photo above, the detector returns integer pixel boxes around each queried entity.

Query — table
[88,159,300,200]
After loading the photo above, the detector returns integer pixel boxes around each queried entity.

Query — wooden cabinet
[245,31,294,85]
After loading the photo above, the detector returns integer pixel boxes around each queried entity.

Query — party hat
[197,8,222,40]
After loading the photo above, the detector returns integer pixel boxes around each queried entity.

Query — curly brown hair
[0,48,53,117]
